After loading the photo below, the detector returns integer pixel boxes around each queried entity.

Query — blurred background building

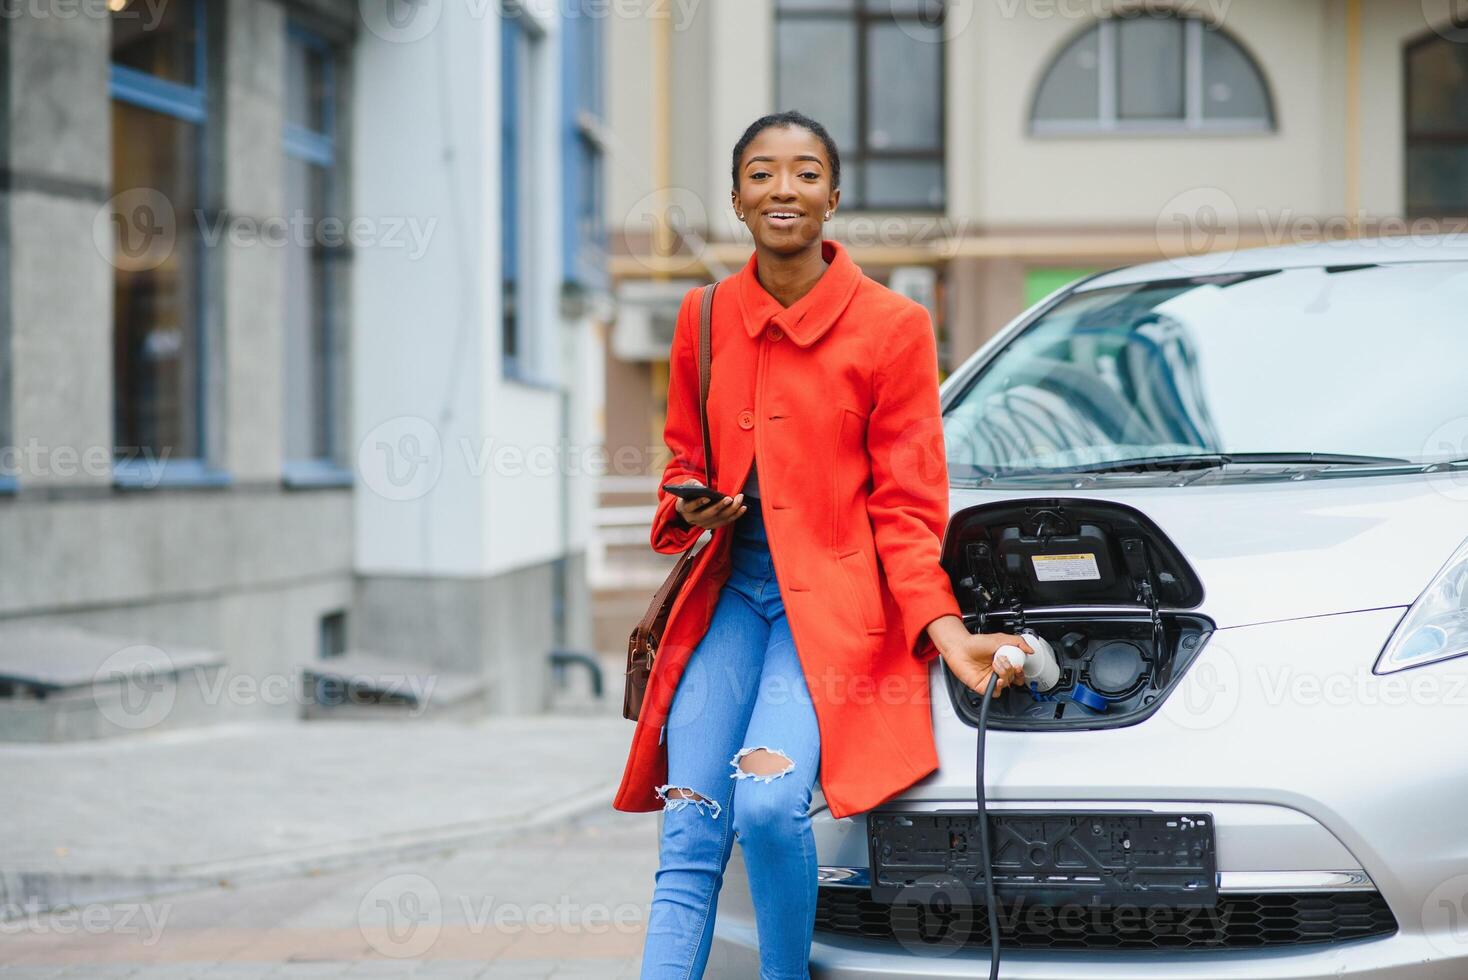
[0,0,605,732]
[1,0,1465,727]
[591,0,1468,652]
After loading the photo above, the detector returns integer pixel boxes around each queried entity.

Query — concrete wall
[4,6,112,492]
[0,0,356,721]
[354,551,590,714]
[217,0,289,479]
[352,0,595,581]
[349,0,595,698]
[0,490,354,723]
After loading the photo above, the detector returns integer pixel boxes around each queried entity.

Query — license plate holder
[868,810,1217,908]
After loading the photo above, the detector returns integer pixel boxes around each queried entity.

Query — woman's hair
[730,110,841,192]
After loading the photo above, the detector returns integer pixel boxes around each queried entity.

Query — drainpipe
[651,10,673,281]
[1345,0,1361,235]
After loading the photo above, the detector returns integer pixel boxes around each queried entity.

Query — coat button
[768,326,784,341]
[738,410,754,430]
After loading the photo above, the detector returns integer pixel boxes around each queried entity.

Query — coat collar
[734,238,863,348]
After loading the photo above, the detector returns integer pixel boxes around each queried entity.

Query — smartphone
[662,483,727,505]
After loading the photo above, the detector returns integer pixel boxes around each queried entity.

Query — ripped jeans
[641,501,821,980]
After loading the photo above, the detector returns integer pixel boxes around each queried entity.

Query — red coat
[613,238,963,821]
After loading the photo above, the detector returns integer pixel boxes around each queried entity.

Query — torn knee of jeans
[655,784,722,819]
[730,746,795,783]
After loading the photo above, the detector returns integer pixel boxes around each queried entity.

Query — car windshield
[943,261,1468,481]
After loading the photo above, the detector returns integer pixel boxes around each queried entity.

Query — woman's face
[731,125,839,255]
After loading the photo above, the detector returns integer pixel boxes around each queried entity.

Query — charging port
[941,498,1215,732]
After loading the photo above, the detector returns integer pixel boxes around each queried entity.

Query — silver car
[708,236,1468,978]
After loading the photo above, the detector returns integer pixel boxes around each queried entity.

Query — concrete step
[0,625,227,743]
[298,651,489,721]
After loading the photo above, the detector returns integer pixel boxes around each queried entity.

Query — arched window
[1405,30,1468,217]
[1031,13,1274,134]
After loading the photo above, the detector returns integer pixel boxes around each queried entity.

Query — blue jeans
[641,501,821,980]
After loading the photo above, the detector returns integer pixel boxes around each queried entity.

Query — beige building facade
[589,0,1467,651]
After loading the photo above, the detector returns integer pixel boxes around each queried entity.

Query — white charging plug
[994,630,1062,693]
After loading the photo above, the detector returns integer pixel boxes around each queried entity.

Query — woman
[615,110,1030,979]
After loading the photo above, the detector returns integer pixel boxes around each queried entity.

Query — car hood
[949,471,1468,629]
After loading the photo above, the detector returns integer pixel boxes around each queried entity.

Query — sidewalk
[0,715,634,918]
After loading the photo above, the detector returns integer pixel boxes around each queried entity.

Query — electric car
[708,235,1468,978]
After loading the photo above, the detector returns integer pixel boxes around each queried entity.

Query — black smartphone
[662,483,727,505]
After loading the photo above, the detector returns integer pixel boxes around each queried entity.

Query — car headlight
[1375,539,1468,674]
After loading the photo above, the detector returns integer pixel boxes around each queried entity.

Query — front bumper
[706,608,1468,978]
[711,910,1457,979]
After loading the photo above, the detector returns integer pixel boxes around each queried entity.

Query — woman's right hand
[672,481,747,530]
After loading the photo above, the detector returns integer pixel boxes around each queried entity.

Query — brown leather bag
[624,282,718,721]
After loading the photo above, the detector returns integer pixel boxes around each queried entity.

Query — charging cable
[976,672,1001,979]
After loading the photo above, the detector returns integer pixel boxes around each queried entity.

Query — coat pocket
[836,548,887,635]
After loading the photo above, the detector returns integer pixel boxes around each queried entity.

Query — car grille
[814,887,1397,951]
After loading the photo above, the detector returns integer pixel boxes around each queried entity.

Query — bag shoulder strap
[668,282,717,562]
[697,282,716,487]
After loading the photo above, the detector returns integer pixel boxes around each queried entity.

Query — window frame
[1402,29,1468,220]
[1029,15,1276,137]
[109,0,229,489]
[561,9,608,292]
[500,5,558,388]
[772,0,948,213]
[282,21,352,488]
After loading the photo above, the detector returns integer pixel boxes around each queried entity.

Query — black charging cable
[976,672,1002,979]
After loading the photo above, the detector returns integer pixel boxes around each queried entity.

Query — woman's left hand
[928,616,1030,697]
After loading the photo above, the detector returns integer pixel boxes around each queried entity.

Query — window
[1405,31,1468,218]
[110,0,221,486]
[774,0,946,211]
[319,610,347,659]
[283,24,348,484]
[562,11,607,291]
[500,12,551,381]
[1031,14,1273,134]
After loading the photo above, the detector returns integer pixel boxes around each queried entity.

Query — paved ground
[0,808,658,978]
[0,715,634,917]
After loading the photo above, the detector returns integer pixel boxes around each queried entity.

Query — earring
[736,211,745,221]
[824,210,832,220]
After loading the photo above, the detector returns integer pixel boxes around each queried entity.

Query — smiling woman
[621,110,1028,980]
[728,110,844,302]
